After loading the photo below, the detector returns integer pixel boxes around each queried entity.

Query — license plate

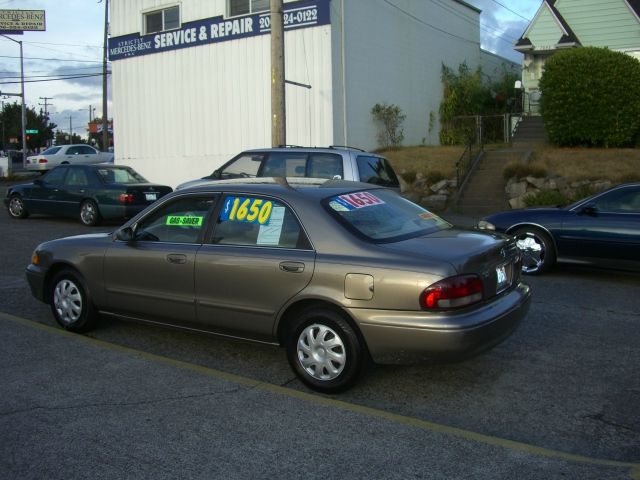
[145,193,157,201]
[496,263,511,293]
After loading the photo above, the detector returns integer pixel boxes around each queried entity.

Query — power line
[487,0,532,22]
[0,55,107,64]
[1,71,103,80]
[382,0,479,46]
[0,72,110,85]
[429,0,519,45]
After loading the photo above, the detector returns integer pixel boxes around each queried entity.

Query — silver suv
[176,146,400,190]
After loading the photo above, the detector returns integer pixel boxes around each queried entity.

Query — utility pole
[38,96,52,117]
[38,96,53,147]
[0,34,26,163]
[68,115,73,144]
[102,0,110,151]
[270,0,285,147]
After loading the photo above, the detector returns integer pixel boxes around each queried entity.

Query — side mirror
[33,178,43,186]
[115,226,135,242]
[580,203,598,216]
[211,169,221,179]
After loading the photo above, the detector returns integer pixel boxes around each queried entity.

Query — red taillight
[38,158,48,164]
[118,193,135,203]
[420,274,483,310]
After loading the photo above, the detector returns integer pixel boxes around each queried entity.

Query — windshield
[96,167,147,184]
[41,147,62,155]
[356,155,400,187]
[324,189,451,242]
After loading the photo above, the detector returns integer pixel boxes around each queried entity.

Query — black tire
[7,194,29,219]
[79,199,102,226]
[50,269,98,333]
[512,226,556,275]
[286,307,367,393]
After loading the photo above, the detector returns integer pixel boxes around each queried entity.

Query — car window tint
[134,196,215,243]
[79,146,96,154]
[261,152,307,177]
[42,147,62,155]
[97,167,147,184]
[356,155,400,187]
[66,147,80,155]
[592,187,640,213]
[325,189,450,242]
[65,168,90,186]
[43,167,67,185]
[212,195,310,249]
[308,153,343,179]
[220,154,263,179]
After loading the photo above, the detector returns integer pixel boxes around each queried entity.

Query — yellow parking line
[2,311,639,477]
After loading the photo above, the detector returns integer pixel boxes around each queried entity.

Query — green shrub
[569,184,601,202]
[371,103,406,149]
[539,47,640,147]
[503,161,548,180]
[523,189,568,207]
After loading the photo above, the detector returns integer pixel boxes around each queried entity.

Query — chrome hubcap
[53,279,83,325]
[9,197,23,217]
[81,203,96,224]
[516,234,544,273]
[297,324,346,381]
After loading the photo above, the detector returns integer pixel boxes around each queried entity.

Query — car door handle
[279,261,305,273]
[166,254,187,265]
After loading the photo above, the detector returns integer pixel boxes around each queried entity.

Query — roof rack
[277,144,305,148]
[329,145,366,152]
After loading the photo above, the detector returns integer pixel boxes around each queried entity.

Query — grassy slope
[381,146,640,183]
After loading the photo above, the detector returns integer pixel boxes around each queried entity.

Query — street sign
[25,129,38,134]
[0,10,46,32]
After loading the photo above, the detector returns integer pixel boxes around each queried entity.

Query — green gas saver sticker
[165,215,204,227]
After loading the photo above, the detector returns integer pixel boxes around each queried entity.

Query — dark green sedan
[4,164,172,226]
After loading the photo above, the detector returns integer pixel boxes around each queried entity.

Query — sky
[0,0,541,140]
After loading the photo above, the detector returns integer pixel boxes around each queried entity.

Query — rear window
[325,189,450,242]
[97,167,147,184]
[42,147,62,156]
[356,155,399,187]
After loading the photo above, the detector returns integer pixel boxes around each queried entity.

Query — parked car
[25,178,530,393]
[5,164,172,226]
[25,144,114,172]
[477,182,640,274]
[175,146,401,190]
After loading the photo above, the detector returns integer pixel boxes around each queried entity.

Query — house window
[228,0,270,17]
[144,5,180,34]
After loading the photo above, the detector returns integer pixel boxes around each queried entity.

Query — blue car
[477,183,640,274]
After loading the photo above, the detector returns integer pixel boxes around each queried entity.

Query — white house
[109,0,518,186]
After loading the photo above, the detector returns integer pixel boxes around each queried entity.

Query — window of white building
[228,0,270,17]
[144,5,180,34]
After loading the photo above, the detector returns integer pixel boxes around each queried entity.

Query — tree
[54,130,85,145]
[439,62,520,145]
[539,47,640,147]
[0,102,57,151]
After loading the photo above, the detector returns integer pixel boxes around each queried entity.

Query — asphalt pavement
[2,311,638,480]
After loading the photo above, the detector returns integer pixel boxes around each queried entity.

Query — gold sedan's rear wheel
[286,307,367,393]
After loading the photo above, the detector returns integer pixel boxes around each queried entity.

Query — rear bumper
[25,163,50,171]
[348,283,531,364]
[99,204,149,220]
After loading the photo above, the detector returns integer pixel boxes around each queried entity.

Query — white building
[109,0,518,186]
